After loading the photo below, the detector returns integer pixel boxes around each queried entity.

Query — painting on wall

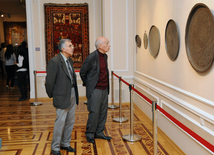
[3,22,27,47]
[44,3,89,68]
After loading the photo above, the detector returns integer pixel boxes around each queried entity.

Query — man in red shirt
[80,37,112,143]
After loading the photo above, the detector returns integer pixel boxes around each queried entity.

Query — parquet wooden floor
[0,75,185,155]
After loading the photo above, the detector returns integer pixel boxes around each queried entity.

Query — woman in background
[15,45,28,101]
[4,44,16,90]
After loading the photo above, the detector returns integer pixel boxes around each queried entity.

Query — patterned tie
[66,59,74,82]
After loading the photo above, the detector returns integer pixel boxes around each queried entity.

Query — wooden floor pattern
[0,75,185,155]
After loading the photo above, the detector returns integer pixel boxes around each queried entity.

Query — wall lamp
[0,13,10,18]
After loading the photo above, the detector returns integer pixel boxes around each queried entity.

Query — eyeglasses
[67,44,74,48]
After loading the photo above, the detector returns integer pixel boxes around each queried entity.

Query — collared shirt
[60,52,75,108]
[60,52,73,83]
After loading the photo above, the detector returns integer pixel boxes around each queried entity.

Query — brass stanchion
[30,70,42,106]
[113,76,128,122]
[152,101,157,155]
[123,84,141,142]
[108,71,119,109]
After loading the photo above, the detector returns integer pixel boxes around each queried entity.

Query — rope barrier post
[152,101,157,155]
[113,76,128,122]
[108,71,119,109]
[30,70,42,106]
[123,84,142,142]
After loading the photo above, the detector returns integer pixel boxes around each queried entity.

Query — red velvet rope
[132,87,153,105]
[36,70,80,74]
[112,72,214,153]
[113,72,119,78]
[36,71,46,74]
[121,78,130,86]
[113,72,152,104]
[157,105,214,152]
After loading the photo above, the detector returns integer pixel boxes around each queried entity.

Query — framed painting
[44,3,89,68]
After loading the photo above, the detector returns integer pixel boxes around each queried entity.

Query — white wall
[26,0,102,99]
[27,0,134,104]
[134,0,214,154]
[102,0,134,103]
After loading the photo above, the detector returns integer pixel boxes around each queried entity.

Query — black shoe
[86,136,95,143]
[60,146,76,152]
[51,150,61,155]
[18,97,28,101]
[94,135,112,140]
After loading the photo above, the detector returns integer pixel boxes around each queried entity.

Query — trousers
[51,88,76,151]
[85,88,108,137]
[17,71,28,98]
[5,65,15,87]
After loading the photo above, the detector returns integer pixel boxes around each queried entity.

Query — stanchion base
[123,134,142,142]
[84,101,87,105]
[108,105,119,109]
[30,102,42,106]
[113,117,128,123]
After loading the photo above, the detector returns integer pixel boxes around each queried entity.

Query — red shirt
[95,51,108,89]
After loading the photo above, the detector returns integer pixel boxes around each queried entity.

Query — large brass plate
[165,19,180,61]
[185,3,214,72]
[149,25,160,57]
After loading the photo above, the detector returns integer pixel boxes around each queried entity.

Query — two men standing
[45,36,111,155]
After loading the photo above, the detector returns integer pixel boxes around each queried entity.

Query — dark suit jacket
[45,53,79,109]
[80,50,109,98]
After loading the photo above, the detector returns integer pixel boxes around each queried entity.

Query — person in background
[45,39,79,155]
[15,45,28,101]
[4,44,16,90]
[21,41,30,86]
[0,43,6,77]
[80,36,112,144]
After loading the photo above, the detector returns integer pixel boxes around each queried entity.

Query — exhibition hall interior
[0,0,214,155]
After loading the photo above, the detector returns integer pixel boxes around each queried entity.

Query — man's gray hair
[58,39,71,51]
[95,39,103,49]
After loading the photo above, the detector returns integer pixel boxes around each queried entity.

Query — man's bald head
[95,37,110,53]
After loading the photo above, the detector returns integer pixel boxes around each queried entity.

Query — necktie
[66,59,74,82]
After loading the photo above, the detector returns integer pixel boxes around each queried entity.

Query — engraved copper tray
[135,35,141,48]
[165,19,180,61]
[185,3,214,72]
[149,25,160,57]
[143,31,148,49]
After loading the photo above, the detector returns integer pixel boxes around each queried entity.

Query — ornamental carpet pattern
[0,76,185,155]
[44,3,89,68]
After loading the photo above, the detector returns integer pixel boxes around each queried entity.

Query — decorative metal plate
[143,32,148,49]
[165,19,180,61]
[185,3,214,72]
[149,25,160,57]
[135,35,141,48]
